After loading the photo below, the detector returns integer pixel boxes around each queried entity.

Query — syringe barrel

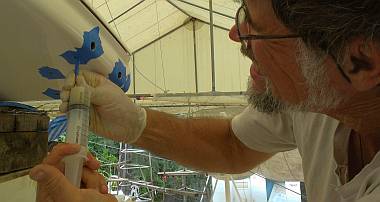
[65,86,91,187]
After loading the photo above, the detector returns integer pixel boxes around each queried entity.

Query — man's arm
[134,109,274,174]
[60,71,273,174]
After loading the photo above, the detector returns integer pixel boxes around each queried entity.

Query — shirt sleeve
[231,106,297,153]
[357,191,380,202]
[356,166,380,202]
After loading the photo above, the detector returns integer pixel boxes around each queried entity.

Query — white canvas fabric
[83,0,251,95]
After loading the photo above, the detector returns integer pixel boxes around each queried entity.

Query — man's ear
[344,37,380,91]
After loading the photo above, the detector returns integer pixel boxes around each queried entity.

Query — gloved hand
[29,143,116,202]
[60,70,146,143]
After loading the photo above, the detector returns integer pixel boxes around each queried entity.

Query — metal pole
[209,0,216,92]
[182,175,187,202]
[192,19,199,93]
[166,0,192,17]
[148,152,154,201]
[225,179,231,202]
[108,0,145,23]
[132,19,192,54]
[231,177,243,202]
[172,0,235,20]
[200,175,212,202]
[149,153,153,182]
[132,54,137,97]
[211,179,219,201]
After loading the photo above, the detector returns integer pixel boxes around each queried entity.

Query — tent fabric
[82,0,250,95]
[84,0,241,52]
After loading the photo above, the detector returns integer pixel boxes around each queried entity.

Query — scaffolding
[101,143,210,201]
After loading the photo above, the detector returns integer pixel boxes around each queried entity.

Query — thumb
[30,164,80,202]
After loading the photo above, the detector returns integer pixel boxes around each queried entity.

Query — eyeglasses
[236,5,300,49]
[236,5,353,84]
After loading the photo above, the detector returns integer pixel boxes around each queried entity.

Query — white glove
[60,70,146,143]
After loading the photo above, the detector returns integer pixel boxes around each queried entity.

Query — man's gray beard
[296,42,345,111]
[246,42,344,113]
[247,78,285,113]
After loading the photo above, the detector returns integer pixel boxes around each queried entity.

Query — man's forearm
[134,109,273,174]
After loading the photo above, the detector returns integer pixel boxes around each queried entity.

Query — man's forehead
[243,0,275,33]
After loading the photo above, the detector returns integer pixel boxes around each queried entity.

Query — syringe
[64,85,91,187]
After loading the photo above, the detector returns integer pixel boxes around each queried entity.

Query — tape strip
[123,74,131,92]
[108,59,127,91]
[61,26,104,65]
[38,66,66,80]
[43,88,60,99]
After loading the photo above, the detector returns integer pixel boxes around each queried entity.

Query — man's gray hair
[272,0,380,62]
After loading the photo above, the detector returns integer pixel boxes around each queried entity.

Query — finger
[60,90,70,102]
[85,152,100,170]
[81,167,108,194]
[62,72,76,90]
[59,102,68,113]
[81,189,117,202]
[43,144,81,165]
[30,164,79,202]
[81,70,105,88]
[76,75,88,87]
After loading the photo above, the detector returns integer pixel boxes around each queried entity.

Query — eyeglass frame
[235,5,352,83]
[235,5,300,42]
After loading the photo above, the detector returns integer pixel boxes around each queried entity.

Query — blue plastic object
[48,115,67,141]
[0,101,38,112]
[38,66,66,80]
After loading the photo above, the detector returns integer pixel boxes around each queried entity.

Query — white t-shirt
[232,106,380,202]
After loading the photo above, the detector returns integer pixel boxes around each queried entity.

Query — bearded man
[30,0,380,201]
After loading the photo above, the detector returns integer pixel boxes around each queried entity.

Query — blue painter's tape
[77,26,104,64]
[61,50,78,65]
[108,59,128,92]
[38,66,66,80]
[60,26,104,65]
[123,74,131,92]
[43,88,61,99]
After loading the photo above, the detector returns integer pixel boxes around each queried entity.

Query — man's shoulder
[291,111,338,124]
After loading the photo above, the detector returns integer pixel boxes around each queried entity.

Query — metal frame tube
[108,0,145,23]
[172,0,235,19]
[209,0,216,92]
[132,54,136,96]
[193,19,199,93]
[166,0,192,17]
[225,179,231,202]
[132,18,192,54]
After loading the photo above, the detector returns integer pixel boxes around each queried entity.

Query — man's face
[230,0,349,112]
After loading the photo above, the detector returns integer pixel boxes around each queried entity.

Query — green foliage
[87,132,119,178]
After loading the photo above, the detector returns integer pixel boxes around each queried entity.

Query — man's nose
[229,25,241,42]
